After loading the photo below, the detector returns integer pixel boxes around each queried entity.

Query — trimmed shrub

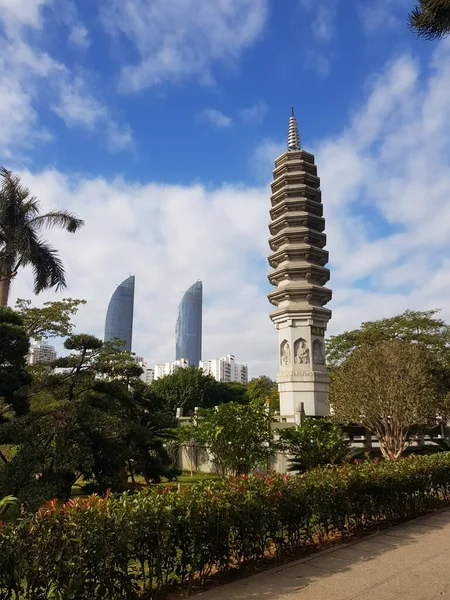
[1,453,450,598]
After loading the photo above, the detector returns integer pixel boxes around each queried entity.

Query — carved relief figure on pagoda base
[294,338,309,365]
[280,340,291,367]
[313,338,325,365]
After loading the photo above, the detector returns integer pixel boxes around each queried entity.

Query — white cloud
[359,0,411,33]
[9,173,274,377]
[304,49,331,77]
[53,78,108,129]
[0,0,51,30]
[6,32,450,381]
[254,38,450,347]
[101,0,269,92]
[0,3,132,159]
[299,0,337,76]
[52,77,133,150]
[202,109,233,129]
[240,101,268,125]
[252,139,284,183]
[68,24,90,49]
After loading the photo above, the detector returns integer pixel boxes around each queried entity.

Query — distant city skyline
[175,280,203,368]
[104,275,135,351]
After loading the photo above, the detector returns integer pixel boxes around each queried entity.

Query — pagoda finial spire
[287,107,301,151]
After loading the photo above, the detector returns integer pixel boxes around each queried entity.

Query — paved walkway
[196,508,450,600]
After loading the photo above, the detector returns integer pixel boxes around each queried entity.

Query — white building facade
[28,342,57,365]
[132,356,155,384]
[154,359,189,380]
[200,355,248,384]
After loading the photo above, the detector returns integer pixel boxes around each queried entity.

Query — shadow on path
[193,509,450,600]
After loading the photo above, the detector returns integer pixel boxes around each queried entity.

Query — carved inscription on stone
[311,327,324,337]
[313,338,325,365]
[294,338,309,365]
[280,340,291,366]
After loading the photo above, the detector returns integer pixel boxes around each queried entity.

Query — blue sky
[1,0,450,377]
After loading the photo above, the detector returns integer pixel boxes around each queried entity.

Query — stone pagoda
[267,109,332,420]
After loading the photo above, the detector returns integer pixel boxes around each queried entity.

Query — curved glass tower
[175,280,202,367]
[104,275,135,351]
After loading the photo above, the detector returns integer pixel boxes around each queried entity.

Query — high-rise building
[154,359,189,380]
[132,355,155,385]
[142,368,155,384]
[175,280,202,367]
[267,109,332,420]
[104,275,135,351]
[28,341,57,365]
[200,355,248,384]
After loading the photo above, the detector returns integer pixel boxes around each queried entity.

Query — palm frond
[29,238,67,294]
[0,166,82,297]
[409,0,450,41]
[28,211,84,233]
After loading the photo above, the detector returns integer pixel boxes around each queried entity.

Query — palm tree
[0,167,84,306]
[409,0,450,40]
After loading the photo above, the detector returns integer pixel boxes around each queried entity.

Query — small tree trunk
[0,448,9,464]
[128,460,136,484]
[0,278,11,306]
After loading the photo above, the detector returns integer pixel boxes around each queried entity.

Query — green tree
[151,366,247,415]
[0,306,31,424]
[330,340,450,460]
[277,418,352,472]
[0,168,83,305]
[0,334,178,507]
[14,297,86,340]
[326,309,450,368]
[0,306,32,467]
[409,0,450,40]
[247,375,279,411]
[182,400,273,476]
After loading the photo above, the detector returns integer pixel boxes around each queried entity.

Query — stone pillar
[267,114,332,419]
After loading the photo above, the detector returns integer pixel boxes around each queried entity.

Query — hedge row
[2,453,450,599]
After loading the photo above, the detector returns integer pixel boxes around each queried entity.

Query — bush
[1,453,450,598]
[277,418,353,472]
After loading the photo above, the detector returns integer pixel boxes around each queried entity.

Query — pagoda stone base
[277,371,330,421]
[274,312,331,420]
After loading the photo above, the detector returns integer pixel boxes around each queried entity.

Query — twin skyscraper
[104,276,203,367]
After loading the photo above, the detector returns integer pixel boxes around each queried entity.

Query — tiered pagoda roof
[268,111,332,317]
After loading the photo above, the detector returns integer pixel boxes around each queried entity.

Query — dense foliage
[1,453,450,598]
[151,366,248,415]
[277,417,352,472]
[0,332,179,508]
[330,340,450,460]
[326,309,450,368]
[15,297,86,340]
[179,400,273,475]
[0,307,31,428]
[247,375,279,411]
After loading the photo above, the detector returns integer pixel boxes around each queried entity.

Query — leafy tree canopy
[181,400,273,476]
[14,297,86,340]
[330,340,450,460]
[326,309,450,368]
[151,366,248,415]
[409,0,450,40]
[0,333,177,507]
[247,375,279,411]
